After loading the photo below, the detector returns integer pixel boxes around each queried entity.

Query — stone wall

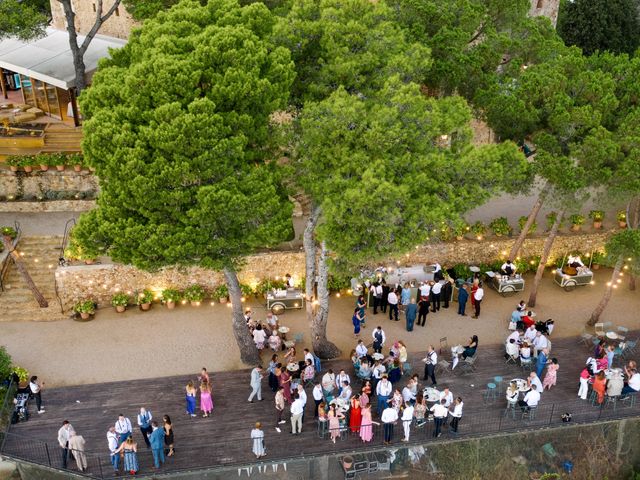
[529,0,560,27]
[49,0,138,40]
[54,230,614,312]
[0,169,98,201]
[0,199,95,212]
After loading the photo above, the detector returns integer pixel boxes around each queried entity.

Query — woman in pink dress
[200,380,213,417]
[328,404,344,444]
[279,369,292,403]
[359,404,373,443]
[542,358,559,390]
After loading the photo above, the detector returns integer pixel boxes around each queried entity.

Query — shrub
[240,283,254,297]
[184,285,205,302]
[111,293,130,307]
[73,300,95,314]
[591,250,606,265]
[327,274,351,292]
[488,217,512,236]
[212,285,228,300]
[0,346,12,381]
[452,264,472,280]
[11,366,29,382]
[256,278,286,296]
[518,215,537,234]
[545,211,560,230]
[569,213,585,225]
[136,289,154,305]
[452,221,469,238]
[617,210,627,223]
[6,156,21,167]
[161,289,182,303]
[588,210,604,222]
[470,221,487,237]
[0,226,17,239]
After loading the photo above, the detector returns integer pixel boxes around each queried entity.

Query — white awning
[0,27,126,89]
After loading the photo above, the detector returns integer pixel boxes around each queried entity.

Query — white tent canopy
[0,27,126,89]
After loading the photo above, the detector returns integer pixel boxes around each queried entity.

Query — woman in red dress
[349,394,362,433]
[279,369,292,403]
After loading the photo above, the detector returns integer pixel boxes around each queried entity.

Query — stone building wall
[0,169,98,201]
[50,0,138,40]
[529,0,561,27]
[55,229,614,312]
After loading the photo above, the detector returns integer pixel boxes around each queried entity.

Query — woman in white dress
[251,422,265,458]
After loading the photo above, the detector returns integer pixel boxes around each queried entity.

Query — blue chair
[494,376,504,394]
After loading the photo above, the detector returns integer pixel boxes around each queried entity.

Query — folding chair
[505,354,518,365]
[594,323,605,337]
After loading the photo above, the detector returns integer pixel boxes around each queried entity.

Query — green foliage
[64,237,99,261]
[569,213,585,225]
[488,217,512,236]
[161,288,182,303]
[111,293,130,307]
[0,0,48,41]
[11,365,28,382]
[452,220,469,238]
[122,0,183,20]
[255,278,286,296]
[518,215,537,234]
[546,212,558,230]
[212,284,229,300]
[605,229,640,274]
[74,0,295,273]
[470,221,487,237]
[183,284,205,302]
[558,0,640,55]
[0,346,12,381]
[452,264,472,280]
[617,210,627,223]
[136,289,154,305]
[514,256,540,274]
[74,300,96,314]
[239,283,254,297]
[589,210,605,222]
[591,250,606,265]
[0,226,17,239]
[327,274,351,292]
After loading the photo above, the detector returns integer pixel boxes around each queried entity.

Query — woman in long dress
[253,324,267,350]
[279,369,292,403]
[185,381,197,417]
[592,371,606,405]
[542,358,559,390]
[251,422,266,458]
[328,404,343,444]
[352,308,362,338]
[116,436,138,475]
[200,380,213,417]
[359,404,374,442]
[163,415,175,457]
[349,395,362,433]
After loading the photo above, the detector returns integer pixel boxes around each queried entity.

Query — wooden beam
[0,70,7,100]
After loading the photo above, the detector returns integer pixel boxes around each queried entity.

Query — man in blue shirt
[149,421,165,469]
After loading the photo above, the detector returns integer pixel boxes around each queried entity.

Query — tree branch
[79,0,122,54]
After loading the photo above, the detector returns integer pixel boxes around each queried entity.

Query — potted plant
[1,226,17,242]
[11,366,29,387]
[136,289,154,311]
[54,153,66,171]
[161,288,182,309]
[452,221,469,241]
[184,284,205,306]
[518,215,537,234]
[489,217,512,237]
[69,153,83,172]
[21,156,34,173]
[569,213,585,232]
[36,153,49,171]
[111,293,130,313]
[74,300,96,320]
[470,221,487,240]
[213,284,229,303]
[617,210,627,228]
[545,211,560,231]
[589,210,604,229]
[6,156,20,172]
[591,251,605,270]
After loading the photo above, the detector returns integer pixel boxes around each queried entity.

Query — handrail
[0,220,21,292]
[54,218,76,314]
[0,378,16,451]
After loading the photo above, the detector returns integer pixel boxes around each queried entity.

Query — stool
[494,376,504,394]
[483,383,497,404]
[503,401,517,419]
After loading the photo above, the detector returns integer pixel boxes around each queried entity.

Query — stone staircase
[0,236,67,322]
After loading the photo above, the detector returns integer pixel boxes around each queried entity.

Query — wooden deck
[3,331,640,478]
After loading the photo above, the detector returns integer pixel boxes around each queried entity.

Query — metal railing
[1,394,638,479]
[0,221,21,292]
[53,217,76,314]
[0,379,16,449]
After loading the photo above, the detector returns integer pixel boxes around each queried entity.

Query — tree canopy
[0,0,49,40]
[558,0,640,56]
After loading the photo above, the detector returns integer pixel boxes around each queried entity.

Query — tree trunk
[1,236,48,307]
[304,206,321,328]
[311,241,341,359]
[223,266,260,366]
[509,186,547,260]
[527,210,563,308]
[588,256,623,326]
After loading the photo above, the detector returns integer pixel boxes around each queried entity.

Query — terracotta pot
[218,297,228,304]
[593,221,602,229]
[10,166,18,172]
[115,305,125,313]
[80,312,91,320]
[455,236,463,241]
[166,300,176,309]
[190,300,201,306]
[84,259,95,265]
[571,224,581,232]
[74,164,82,172]
[23,166,33,173]
[619,221,627,228]
[140,303,151,311]
[40,165,49,171]
[593,264,600,270]
[56,165,65,171]
[343,456,353,470]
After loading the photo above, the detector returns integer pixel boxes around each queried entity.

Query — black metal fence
[1,394,638,479]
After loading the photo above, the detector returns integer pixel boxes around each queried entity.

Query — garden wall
[0,169,98,202]
[54,230,614,313]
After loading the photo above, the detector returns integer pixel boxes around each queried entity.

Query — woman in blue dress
[116,436,138,474]
[352,308,363,338]
[356,295,367,328]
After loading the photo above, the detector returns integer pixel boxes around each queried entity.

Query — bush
[452,221,469,238]
[617,210,627,222]
[161,289,182,303]
[111,293,130,307]
[240,283,254,297]
[569,213,585,225]
[73,300,95,314]
[0,346,12,382]
[256,278,286,296]
[518,216,537,234]
[470,221,487,237]
[64,237,99,262]
[591,250,606,265]
[212,285,228,300]
[11,366,29,382]
[589,210,604,222]
[327,274,351,292]
[184,285,205,302]
[136,289,154,305]
[452,264,472,280]
[0,226,17,239]
[545,212,560,230]
[488,217,512,236]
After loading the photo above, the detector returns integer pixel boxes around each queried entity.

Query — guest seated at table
[338,381,352,401]
[284,345,296,363]
[520,342,532,362]
[532,332,549,357]
[462,336,478,360]
[266,312,279,331]
[322,369,336,395]
[302,359,315,383]
[268,331,282,352]
[527,372,543,393]
[439,387,454,408]
[357,361,372,380]
[501,260,516,277]
[505,338,519,361]
[607,371,624,398]
[252,324,267,350]
[518,384,540,411]
[521,311,536,329]
[621,368,640,396]
[506,382,519,405]
[402,383,416,405]
[625,360,638,378]
[524,324,537,344]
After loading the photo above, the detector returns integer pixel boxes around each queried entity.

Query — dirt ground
[2,267,639,387]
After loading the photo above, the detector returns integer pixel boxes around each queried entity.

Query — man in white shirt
[297,384,308,422]
[532,332,549,357]
[505,339,519,361]
[137,407,153,448]
[107,426,119,473]
[372,326,386,353]
[57,420,74,469]
[387,289,399,321]
[322,369,336,394]
[401,402,414,441]
[338,381,352,401]
[439,387,453,407]
[422,346,438,386]
[524,325,537,344]
[430,399,448,437]
[372,361,386,391]
[371,282,383,314]
[290,394,304,434]
[376,375,392,417]
[430,281,442,312]
[419,282,431,298]
[355,340,368,359]
[472,282,484,318]
[501,260,516,276]
[266,312,279,331]
[29,375,45,414]
[507,329,522,344]
[312,382,323,417]
[114,414,132,445]
[303,348,314,365]
[519,384,540,410]
[381,404,399,445]
[402,384,416,404]
[527,372,543,393]
[248,365,264,402]
[335,370,351,393]
[449,397,464,433]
